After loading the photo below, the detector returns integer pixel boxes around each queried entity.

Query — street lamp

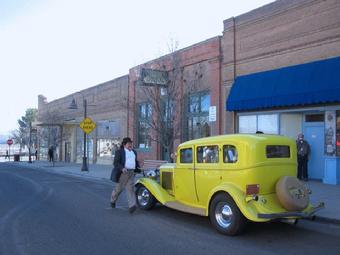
[28,121,32,163]
[69,97,88,171]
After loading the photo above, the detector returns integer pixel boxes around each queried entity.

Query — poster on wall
[325,111,336,156]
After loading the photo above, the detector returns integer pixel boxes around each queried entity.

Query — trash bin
[14,154,20,162]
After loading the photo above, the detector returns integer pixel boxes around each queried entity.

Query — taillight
[246,184,260,196]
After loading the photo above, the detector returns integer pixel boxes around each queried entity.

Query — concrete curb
[310,216,340,226]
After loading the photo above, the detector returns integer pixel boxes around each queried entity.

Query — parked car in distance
[135,134,324,235]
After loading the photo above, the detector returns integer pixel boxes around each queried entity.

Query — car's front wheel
[209,193,247,236]
[135,184,156,210]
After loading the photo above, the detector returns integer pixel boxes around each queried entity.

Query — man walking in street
[296,133,311,181]
[110,137,140,214]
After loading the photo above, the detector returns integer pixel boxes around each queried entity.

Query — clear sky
[0,0,273,135]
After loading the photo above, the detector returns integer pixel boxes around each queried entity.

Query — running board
[164,201,206,216]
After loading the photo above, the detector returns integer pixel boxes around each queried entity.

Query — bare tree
[37,109,62,159]
[135,40,183,161]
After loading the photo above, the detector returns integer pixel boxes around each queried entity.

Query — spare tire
[276,176,309,211]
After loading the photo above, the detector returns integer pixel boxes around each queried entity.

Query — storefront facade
[223,0,340,184]
[232,107,340,184]
[35,0,340,181]
[128,37,222,162]
[36,76,129,165]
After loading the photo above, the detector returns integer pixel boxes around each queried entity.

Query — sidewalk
[12,160,113,181]
[6,160,340,225]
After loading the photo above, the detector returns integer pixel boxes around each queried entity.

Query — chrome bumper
[258,202,325,219]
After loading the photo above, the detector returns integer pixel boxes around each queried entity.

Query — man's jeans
[111,171,136,208]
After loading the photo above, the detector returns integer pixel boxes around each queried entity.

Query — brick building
[223,0,340,184]
[128,37,221,163]
[36,76,128,165]
[36,0,340,184]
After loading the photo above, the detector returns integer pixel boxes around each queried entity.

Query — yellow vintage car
[135,134,324,235]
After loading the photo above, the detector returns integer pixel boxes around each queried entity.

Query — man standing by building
[296,133,311,181]
[110,137,140,214]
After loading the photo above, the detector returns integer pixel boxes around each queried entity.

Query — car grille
[162,172,173,190]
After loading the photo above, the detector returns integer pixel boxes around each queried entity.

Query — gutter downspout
[232,17,237,133]
[218,36,222,135]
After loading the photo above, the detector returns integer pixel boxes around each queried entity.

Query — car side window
[180,148,193,163]
[223,145,238,163]
[197,145,219,163]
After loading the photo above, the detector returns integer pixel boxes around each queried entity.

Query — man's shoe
[129,205,137,214]
[110,202,116,208]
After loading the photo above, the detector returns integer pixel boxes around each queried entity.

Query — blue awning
[226,56,340,111]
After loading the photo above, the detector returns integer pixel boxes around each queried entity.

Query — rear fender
[208,183,267,222]
[135,178,175,205]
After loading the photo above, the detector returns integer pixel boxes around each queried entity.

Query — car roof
[178,134,294,148]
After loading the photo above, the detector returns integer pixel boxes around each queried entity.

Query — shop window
[180,148,193,163]
[305,114,324,122]
[137,102,152,149]
[200,94,210,112]
[258,114,278,134]
[280,114,302,139]
[76,127,94,161]
[97,139,119,158]
[197,145,219,163]
[238,114,278,134]
[186,92,210,140]
[223,145,238,163]
[239,115,256,133]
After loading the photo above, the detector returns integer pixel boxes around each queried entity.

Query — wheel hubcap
[215,202,233,229]
[137,187,150,206]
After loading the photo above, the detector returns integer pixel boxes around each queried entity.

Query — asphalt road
[1,163,340,255]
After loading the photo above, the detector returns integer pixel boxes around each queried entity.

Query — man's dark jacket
[110,147,140,183]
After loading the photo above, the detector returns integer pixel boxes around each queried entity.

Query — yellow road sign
[80,117,96,134]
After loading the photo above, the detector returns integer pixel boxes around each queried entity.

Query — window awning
[226,56,340,111]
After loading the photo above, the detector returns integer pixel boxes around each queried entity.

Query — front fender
[136,178,175,205]
[207,183,267,222]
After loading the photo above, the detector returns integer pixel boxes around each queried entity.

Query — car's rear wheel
[209,193,247,236]
[135,184,156,210]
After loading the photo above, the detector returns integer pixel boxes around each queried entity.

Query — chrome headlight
[146,170,157,178]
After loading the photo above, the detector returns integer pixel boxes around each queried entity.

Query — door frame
[303,113,325,180]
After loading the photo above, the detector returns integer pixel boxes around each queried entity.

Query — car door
[174,146,198,205]
[194,144,222,207]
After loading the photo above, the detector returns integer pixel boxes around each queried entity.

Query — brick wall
[37,75,129,162]
[221,0,340,133]
[129,37,221,162]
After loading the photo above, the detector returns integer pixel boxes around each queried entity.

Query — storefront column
[93,136,97,164]
[324,157,340,185]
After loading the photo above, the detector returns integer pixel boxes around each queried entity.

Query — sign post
[7,138,13,161]
[80,117,96,134]
[79,117,96,171]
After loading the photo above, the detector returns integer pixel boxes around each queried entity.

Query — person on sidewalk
[296,133,311,181]
[110,137,140,214]
[34,147,38,161]
[48,146,54,162]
